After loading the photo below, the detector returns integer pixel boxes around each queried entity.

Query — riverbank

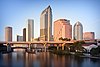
[49,49,100,59]
[49,50,70,55]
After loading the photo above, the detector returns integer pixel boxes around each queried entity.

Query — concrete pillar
[57,44,59,50]
[7,43,12,52]
[62,46,64,50]
[62,43,65,50]
[44,43,47,52]
[28,43,32,51]
[57,46,59,50]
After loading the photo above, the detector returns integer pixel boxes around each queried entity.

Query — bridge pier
[27,43,32,51]
[7,43,12,52]
[44,43,47,52]
[56,44,59,50]
[62,43,65,50]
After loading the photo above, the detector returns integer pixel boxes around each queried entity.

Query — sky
[0,0,100,41]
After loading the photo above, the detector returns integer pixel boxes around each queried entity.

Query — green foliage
[70,45,75,52]
[59,37,71,41]
[59,37,63,40]
[72,41,85,52]
[48,46,57,50]
[90,46,100,56]
[51,50,70,55]
[75,52,83,56]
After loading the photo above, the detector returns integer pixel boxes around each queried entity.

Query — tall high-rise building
[54,19,72,41]
[17,35,23,41]
[83,32,95,40]
[40,5,52,41]
[23,28,26,41]
[5,27,12,41]
[26,19,34,41]
[73,21,83,40]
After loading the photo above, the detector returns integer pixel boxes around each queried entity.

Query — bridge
[0,41,74,52]
[0,40,97,52]
[0,41,74,44]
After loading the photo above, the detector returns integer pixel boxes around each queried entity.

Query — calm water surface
[0,50,100,67]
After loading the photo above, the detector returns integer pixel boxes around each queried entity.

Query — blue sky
[0,0,100,41]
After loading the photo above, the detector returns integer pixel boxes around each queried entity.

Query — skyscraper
[83,32,95,40]
[23,28,26,41]
[40,5,52,41]
[5,27,12,41]
[73,21,83,40]
[26,19,34,41]
[54,19,72,41]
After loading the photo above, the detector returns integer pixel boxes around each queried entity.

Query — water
[0,50,100,67]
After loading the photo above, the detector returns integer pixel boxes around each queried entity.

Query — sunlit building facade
[73,21,83,40]
[54,19,72,41]
[40,5,52,41]
[5,27,12,42]
[83,32,95,40]
[26,19,34,41]
[17,35,23,41]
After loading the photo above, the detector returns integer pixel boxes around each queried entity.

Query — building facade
[26,19,34,41]
[73,21,83,40]
[17,35,23,41]
[54,19,72,41]
[83,32,95,40]
[5,27,12,42]
[40,5,52,41]
[23,28,26,41]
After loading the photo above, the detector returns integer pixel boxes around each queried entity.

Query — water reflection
[0,50,100,67]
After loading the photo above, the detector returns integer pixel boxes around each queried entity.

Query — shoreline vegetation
[0,40,100,59]
[48,40,100,59]
[49,49,100,59]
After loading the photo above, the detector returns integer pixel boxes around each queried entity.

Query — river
[0,49,100,67]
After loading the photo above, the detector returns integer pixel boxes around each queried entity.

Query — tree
[59,37,63,40]
[73,41,85,52]
[90,46,100,56]
[70,45,75,52]
[59,37,71,41]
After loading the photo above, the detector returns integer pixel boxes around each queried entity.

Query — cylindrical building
[5,27,12,41]
[26,19,34,41]
[73,21,83,40]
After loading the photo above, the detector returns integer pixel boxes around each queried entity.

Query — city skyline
[0,0,100,41]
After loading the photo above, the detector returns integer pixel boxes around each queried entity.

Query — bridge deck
[0,41,74,44]
[0,41,96,45]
